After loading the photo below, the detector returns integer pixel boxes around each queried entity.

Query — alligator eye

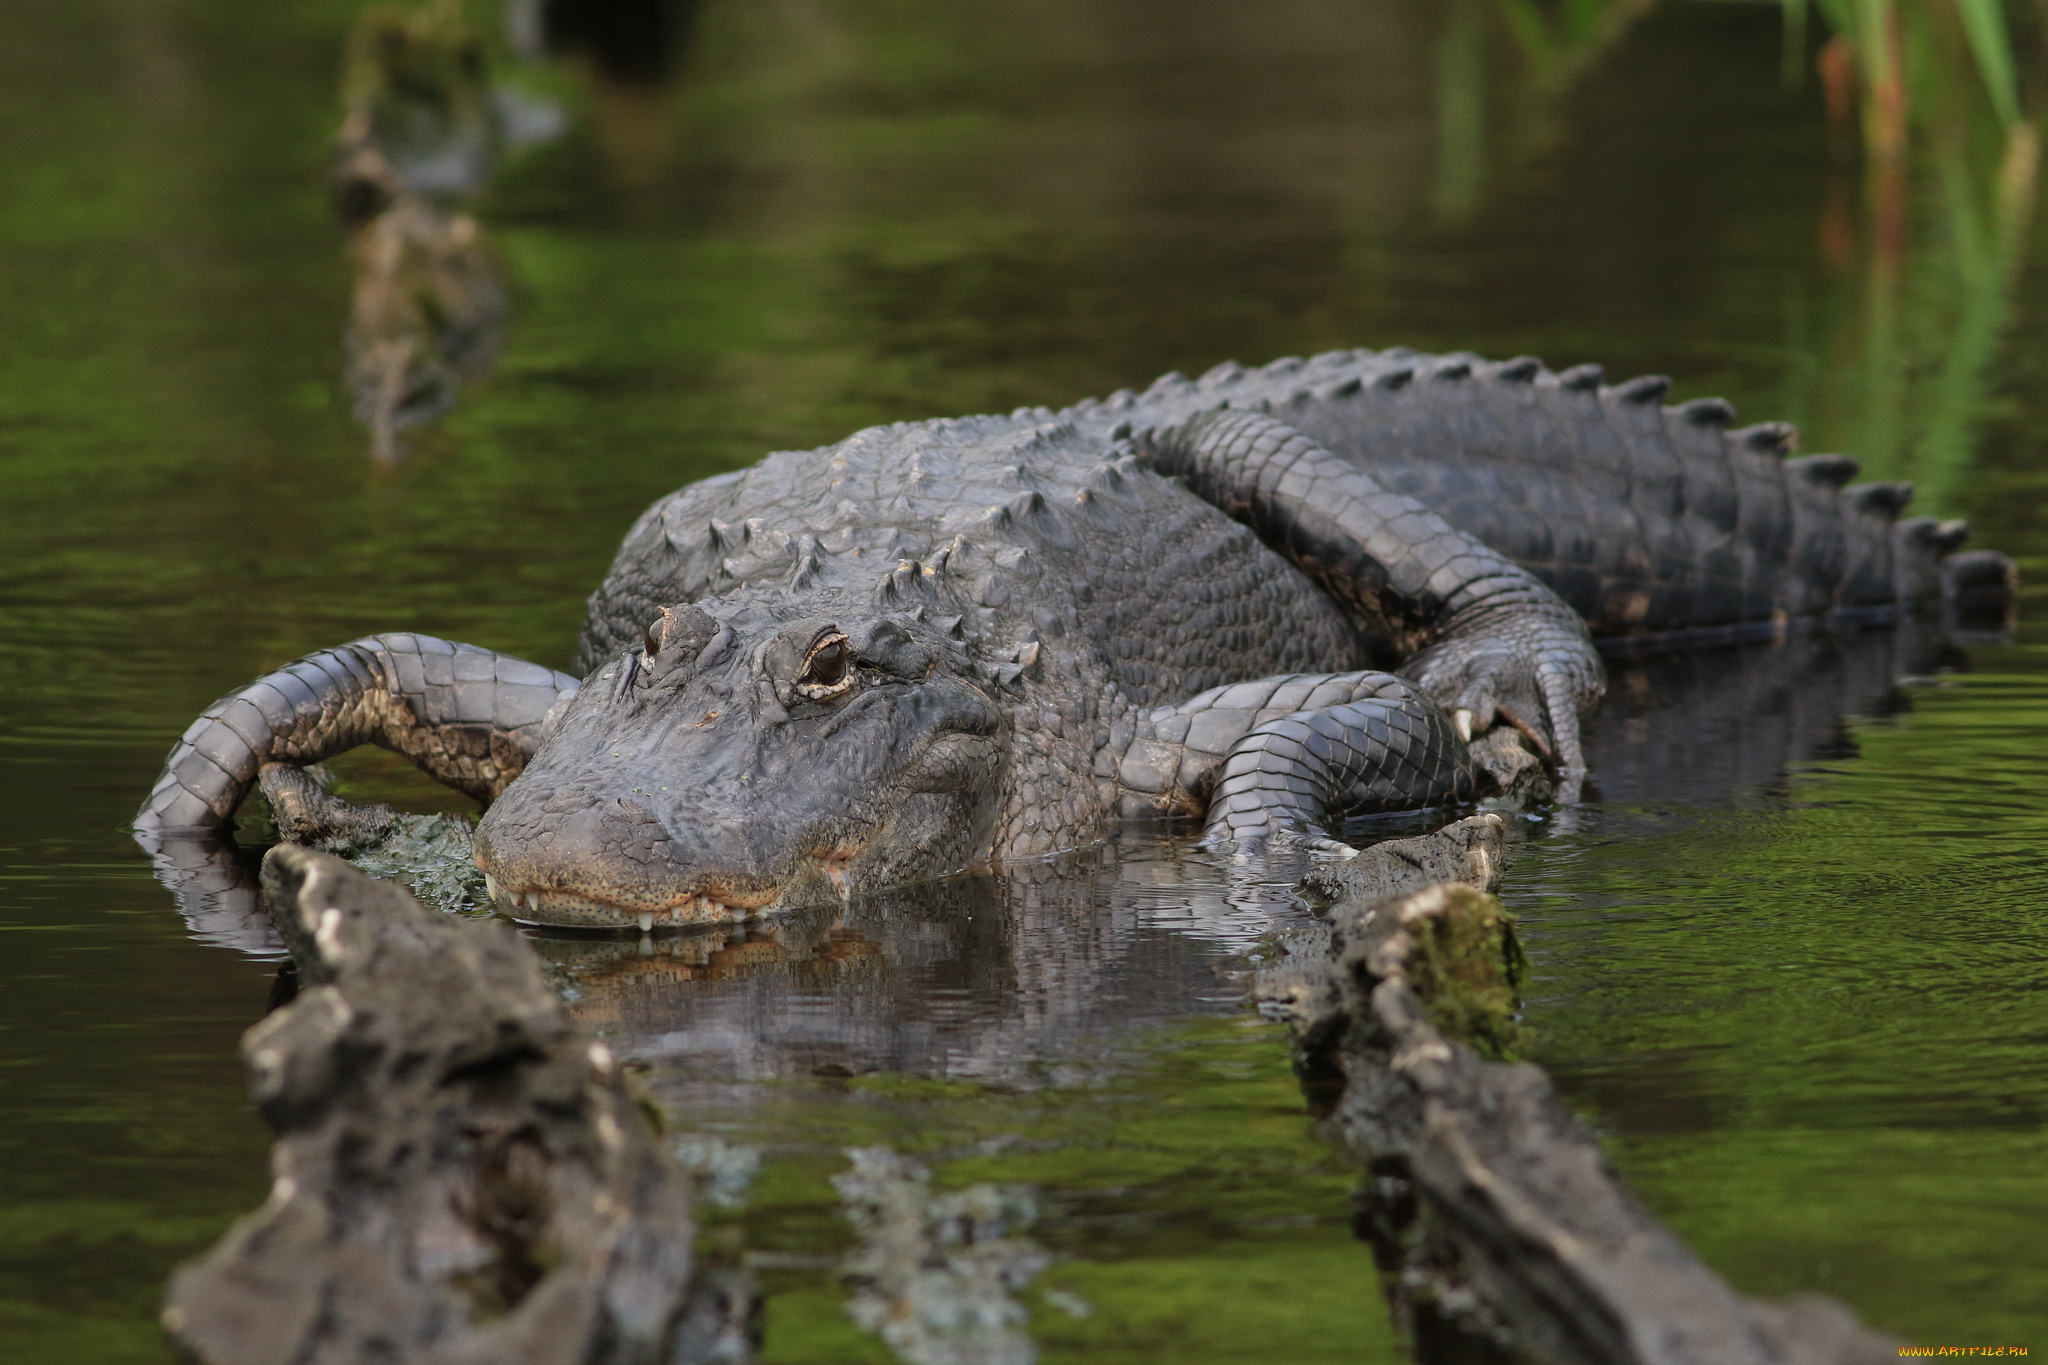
[796,632,854,699]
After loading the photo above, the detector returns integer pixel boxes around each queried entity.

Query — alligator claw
[1537,661,1589,775]
[1402,617,1603,778]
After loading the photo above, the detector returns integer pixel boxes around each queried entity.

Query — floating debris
[834,1147,1056,1365]
[675,1135,764,1210]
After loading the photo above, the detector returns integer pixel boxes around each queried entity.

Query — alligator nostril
[642,605,720,677]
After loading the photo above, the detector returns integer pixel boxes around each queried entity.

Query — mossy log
[161,845,752,1365]
[1278,874,1899,1365]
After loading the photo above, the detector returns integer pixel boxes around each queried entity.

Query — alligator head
[472,598,1009,929]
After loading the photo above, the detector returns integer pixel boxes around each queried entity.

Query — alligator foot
[256,764,490,914]
[1403,620,1601,777]
[258,763,403,849]
[1202,686,1484,850]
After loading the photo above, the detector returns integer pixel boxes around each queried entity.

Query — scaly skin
[1052,349,2009,633]
[137,634,577,829]
[140,348,2015,930]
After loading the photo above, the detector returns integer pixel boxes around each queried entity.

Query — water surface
[3,0,2045,1357]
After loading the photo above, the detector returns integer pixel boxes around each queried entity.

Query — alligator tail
[1083,350,2017,640]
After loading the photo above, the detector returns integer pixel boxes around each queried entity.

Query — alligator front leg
[137,634,580,833]
[1116,670,1483,849]
[1140,409,1605,773]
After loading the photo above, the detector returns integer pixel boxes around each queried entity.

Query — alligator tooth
[484,873,499,903]
[637,912,654,934]
[1452,709,1475,742]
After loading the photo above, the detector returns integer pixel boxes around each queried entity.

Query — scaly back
[1056,348,2008,639]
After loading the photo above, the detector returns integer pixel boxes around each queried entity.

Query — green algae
[1397,887,1529,1063]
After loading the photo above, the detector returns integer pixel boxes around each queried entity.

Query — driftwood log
[1269,825,1899,1365]
[161,845,752,1365]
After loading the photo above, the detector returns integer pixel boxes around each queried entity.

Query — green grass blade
[1955,0,2022,127]
[1851,0,1894,89]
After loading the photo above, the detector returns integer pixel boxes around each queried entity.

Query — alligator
[137,348,2014,930]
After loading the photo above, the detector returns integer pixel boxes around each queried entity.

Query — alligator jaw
[480,863,820,931]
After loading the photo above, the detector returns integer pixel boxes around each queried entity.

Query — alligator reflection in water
[1578,619,1964,809]
[541,841,1285,1102]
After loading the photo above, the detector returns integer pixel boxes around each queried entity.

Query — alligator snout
[474,776,841,929]
[470,601,1009,931]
